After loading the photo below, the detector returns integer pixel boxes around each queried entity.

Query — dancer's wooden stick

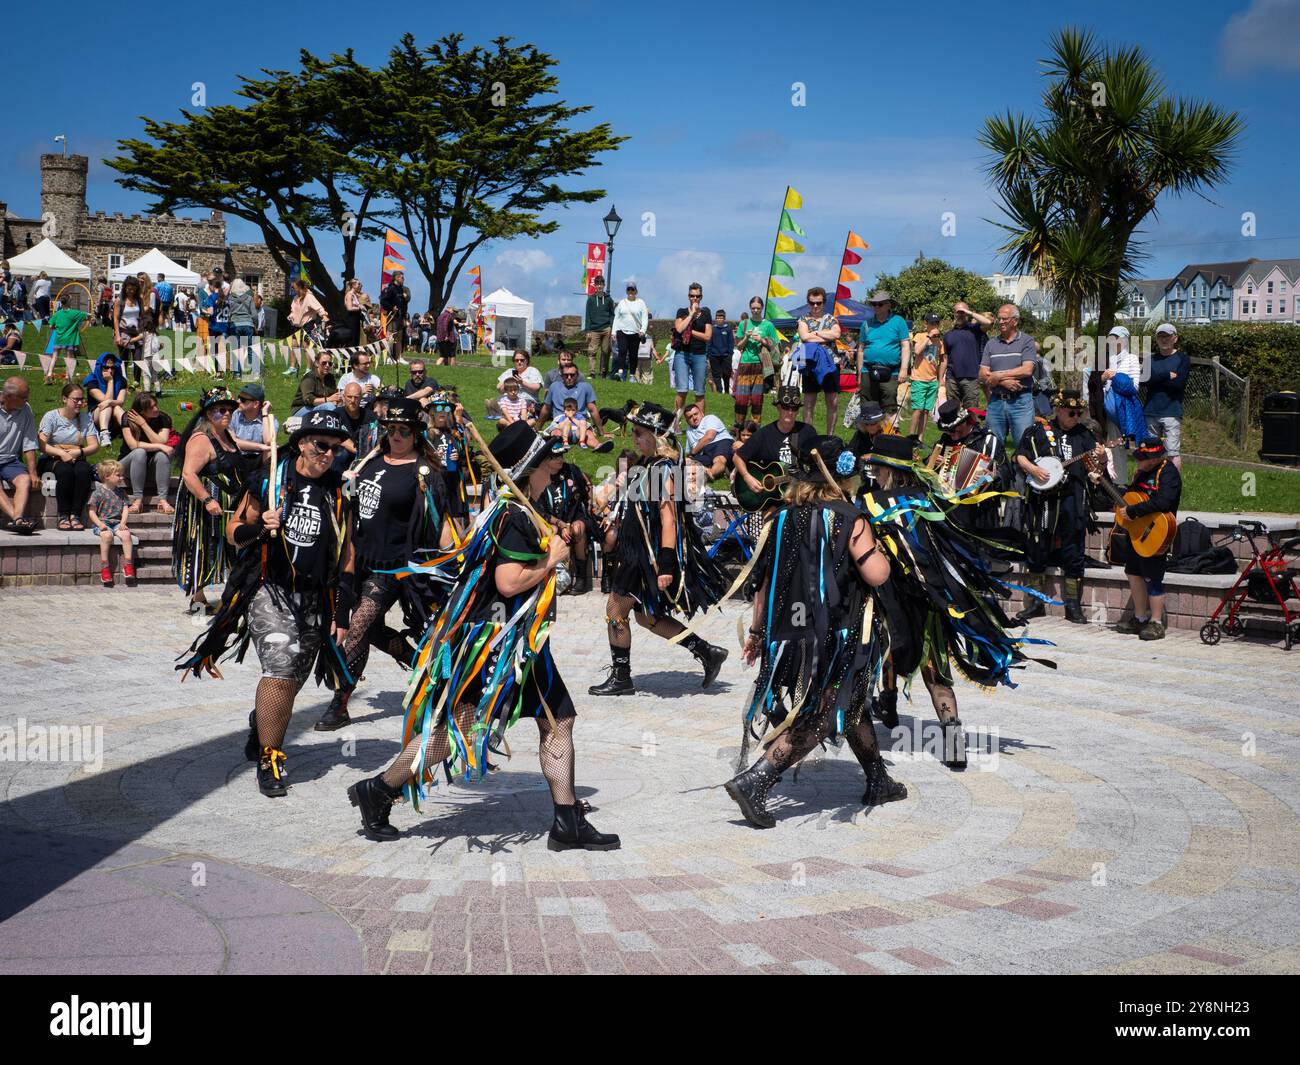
[266,409,279,537]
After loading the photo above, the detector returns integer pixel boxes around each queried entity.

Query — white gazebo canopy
[109,247,201,286]
[481,287,534,350]
[6,237,91,280]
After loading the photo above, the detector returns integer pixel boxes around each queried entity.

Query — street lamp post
[603,205,622,296]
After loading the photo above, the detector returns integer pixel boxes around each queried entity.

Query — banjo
[1027,439,1118,492]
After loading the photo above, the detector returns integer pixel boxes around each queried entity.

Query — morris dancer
[589,402,729,696]
[173,387,243,615]
[724,435,905,829]
[314,397,456,731]
[864,433,1051,768]
[178,409,355,798]
[345,421,619,849]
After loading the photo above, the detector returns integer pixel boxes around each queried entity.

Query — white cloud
[494,248,555,274]
[1221,0,1300,75]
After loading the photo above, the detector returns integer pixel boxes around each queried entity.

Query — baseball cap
[1107,325,1130,339]
[1154,322,1178,336]
[923,313,941,325]
[238,382,265,402]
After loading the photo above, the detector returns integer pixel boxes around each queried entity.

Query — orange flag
[385,229,409,246]
[840,267,862,283]
[834,302,851,316]
[845,232,868,250]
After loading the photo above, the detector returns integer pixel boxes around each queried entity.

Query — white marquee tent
[481,287,534,351]
[108,247,201,286]
[6,238,91,280]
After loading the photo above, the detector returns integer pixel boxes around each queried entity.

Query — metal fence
[1182,356,1250,446]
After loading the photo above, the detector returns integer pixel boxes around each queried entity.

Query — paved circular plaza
[1,585,1297,975]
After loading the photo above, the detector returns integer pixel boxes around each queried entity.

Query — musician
[1111,438,1182,641]
[1013,390,1105,624]
[847,401,888,458]
[933,398,1008,535]
[539,443,595,595]
[732,384,815,512]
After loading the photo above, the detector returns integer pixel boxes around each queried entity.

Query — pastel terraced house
[1162,260,1248,323]
[1234,259,1300,323]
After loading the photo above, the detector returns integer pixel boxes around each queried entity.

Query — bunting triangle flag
[834,302,852,316]
[384,229,409,246]
[382,257,405,272]
[778,210,806,238]
[840,267,862,283]
[383,246,406,262]
[783,187,803,210]
[774,234,805,254]
[842,250,862,266]
[845,232,868,250]
[14,351,25,369]
[836,284,852,300]
[297,251,310,282]
[768,279,796,299]
[63,356,77,379]
[770,256,795,278]
[469,265,481,276]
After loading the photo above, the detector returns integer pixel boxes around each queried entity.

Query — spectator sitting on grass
[87,459,135,586]
[334,382,365,471]
[293,351,340,416]
[542,347,586,390]
[549,397,607,450]
[496,376,537,430]
[84,352,130,444]
[121,392,176,514]
[683,401,735,479]
[38,381,99,530]
[538,361,608,443]
[229,382,277,476]
[0,320,22,365]
[497,350,545,404]
[403,359,438,407]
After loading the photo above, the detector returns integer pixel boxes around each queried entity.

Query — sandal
[57,517,72,531]
[11,518,37,535]
[69,518,85,531]
[155,499,175,515]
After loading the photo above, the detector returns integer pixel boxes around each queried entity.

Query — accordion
[928,444,993,494]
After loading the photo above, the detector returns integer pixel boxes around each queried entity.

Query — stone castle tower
[40,153,88,249]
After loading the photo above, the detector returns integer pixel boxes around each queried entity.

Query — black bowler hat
[289,408,350,449]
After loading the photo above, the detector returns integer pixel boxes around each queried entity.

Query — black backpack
[1168,517,1236,574]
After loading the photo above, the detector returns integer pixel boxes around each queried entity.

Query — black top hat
[861,433,920,469]
[628,402,675,436]
[381,397,423,425]
[289,408,351,449]
[775,383,802,409]
[1051,389,1087,411]
[489,420,553,481]
[789,435,860,483]
[934,398,971,431]
[1133,437,1166,460]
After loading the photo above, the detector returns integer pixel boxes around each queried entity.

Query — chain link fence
[1182,356,1250,446]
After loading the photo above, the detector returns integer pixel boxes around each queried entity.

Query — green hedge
[1164,323,1300,414]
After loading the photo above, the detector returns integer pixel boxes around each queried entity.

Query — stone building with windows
[0,153,284,301]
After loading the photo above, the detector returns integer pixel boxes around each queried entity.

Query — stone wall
[40,153,88,248]
[227,243,287,298]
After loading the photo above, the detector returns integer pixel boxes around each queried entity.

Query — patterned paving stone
[2,586,1299,973]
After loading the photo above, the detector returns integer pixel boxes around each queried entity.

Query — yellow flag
[768,278,795,299]
[775,234,804,254]
[783,187,803,210]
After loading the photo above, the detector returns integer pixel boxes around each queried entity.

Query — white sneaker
[98,429,112,445]
[281,366,297,376]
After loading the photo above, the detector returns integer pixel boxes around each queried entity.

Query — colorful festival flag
[768,279,796,299]
[783,188,803,210]
[770,256,795,278]
[845,232,869,250]
[763,186,805,321]
[774,233,805,255]
[778,210,806,238]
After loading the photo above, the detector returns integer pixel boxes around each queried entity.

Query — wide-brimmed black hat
[789,435,860,483]
[861,433,920,470]
[380,397,423,426]
[199,386,237,412]
[1133,437,1166,460]
[855,400,886,427]
[289,408,351,449]
[628,402,675,436]
[1052,389,1087,411]
[489,420,553,481]
[935,398,972,431]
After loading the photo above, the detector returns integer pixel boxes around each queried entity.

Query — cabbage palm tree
[980,28,1243,333]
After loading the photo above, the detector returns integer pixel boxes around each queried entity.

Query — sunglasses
[305,438,341,454]
[808,300,824,306]
[386,425,415,438]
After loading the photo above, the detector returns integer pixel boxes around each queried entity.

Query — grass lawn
[6,322,1298,516]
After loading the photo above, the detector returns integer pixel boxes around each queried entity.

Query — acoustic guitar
[735,460,788,512]
[1095,477,1177,558]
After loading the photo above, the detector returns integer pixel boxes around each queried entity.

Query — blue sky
[5,0,1297,322]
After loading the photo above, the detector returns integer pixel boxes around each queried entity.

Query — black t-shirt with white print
[353,456,419,564]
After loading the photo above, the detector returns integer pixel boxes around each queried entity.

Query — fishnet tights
[342,596,414,691]
[762,695,884,775]
[254,677,304,750]
[605,592,686,649]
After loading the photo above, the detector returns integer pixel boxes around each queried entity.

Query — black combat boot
[347,775,401,842]
[1014,572,1047,623]
[1063,577,1086,623]
[256,747,289,797]
[694,643,729,688]
[861,752,908,806]
[547,804,621,851]
[314,689,352,731]
[588,663,634,696]
[724,759,782,829]
[941,718,967,771]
